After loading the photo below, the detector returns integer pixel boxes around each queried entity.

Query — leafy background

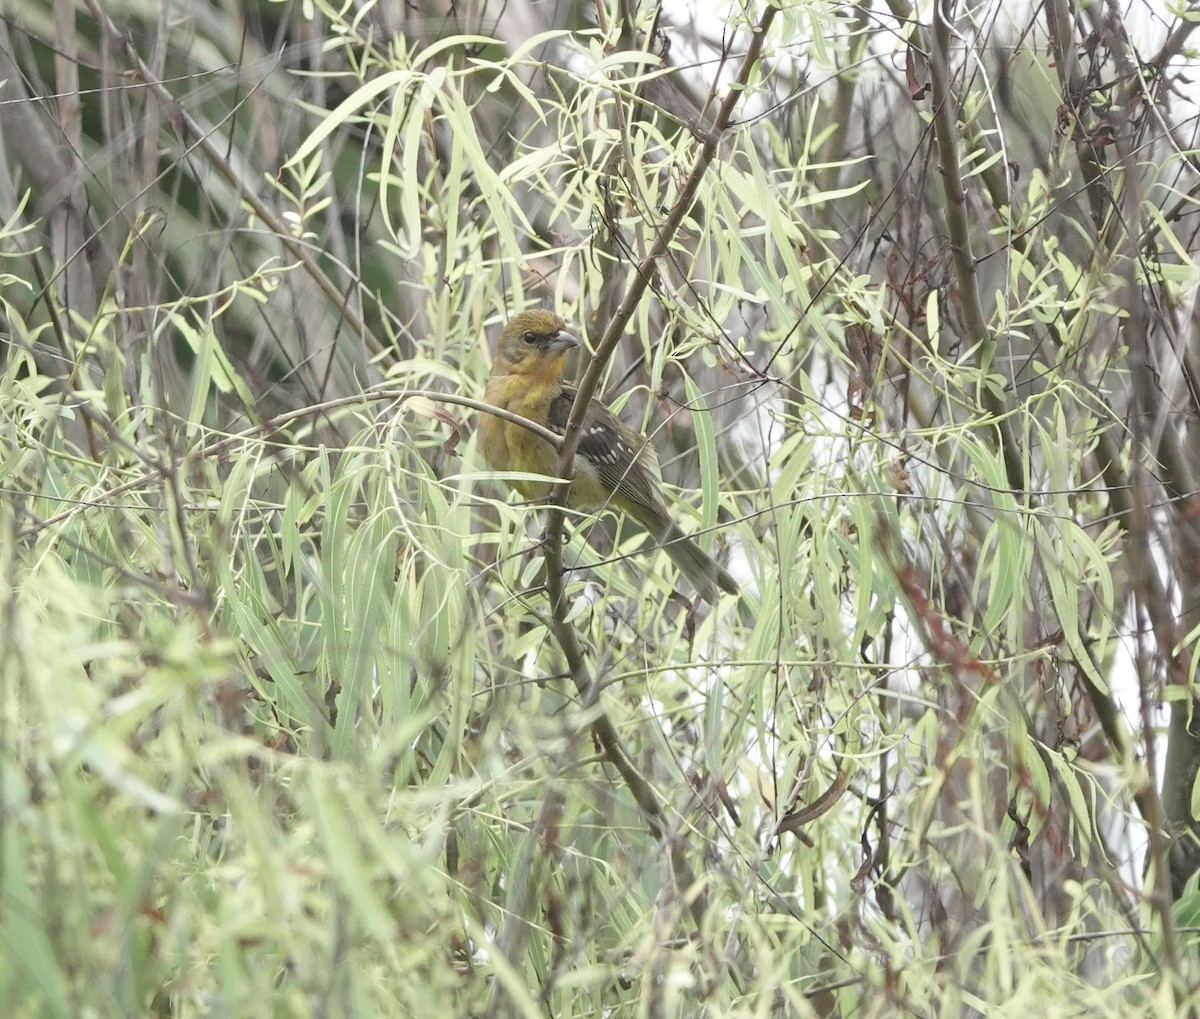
[2,0,1200,1015]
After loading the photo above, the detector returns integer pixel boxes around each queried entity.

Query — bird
[479,308,739,603]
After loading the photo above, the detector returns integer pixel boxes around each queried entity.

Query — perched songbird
[479,309,739,603]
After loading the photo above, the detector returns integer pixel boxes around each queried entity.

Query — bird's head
[493,310,581,377]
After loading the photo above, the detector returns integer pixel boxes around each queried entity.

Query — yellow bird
[479,309,738,603]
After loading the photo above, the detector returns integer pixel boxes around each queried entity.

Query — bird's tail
[658,521,739,603]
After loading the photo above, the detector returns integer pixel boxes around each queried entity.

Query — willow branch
[536,2,779,936]
[19,387,550,539]
[928,4,1024,491]
[82,0,383,363]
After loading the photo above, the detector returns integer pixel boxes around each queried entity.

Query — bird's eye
[523,331,537,344]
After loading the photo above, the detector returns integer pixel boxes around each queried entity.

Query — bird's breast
[481,376,562,499]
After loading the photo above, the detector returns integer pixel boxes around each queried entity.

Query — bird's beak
[548,330,581,353]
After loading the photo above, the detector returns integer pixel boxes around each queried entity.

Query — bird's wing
[548,387,665,516]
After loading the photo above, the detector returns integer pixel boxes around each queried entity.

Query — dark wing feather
[548,387,665,517]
